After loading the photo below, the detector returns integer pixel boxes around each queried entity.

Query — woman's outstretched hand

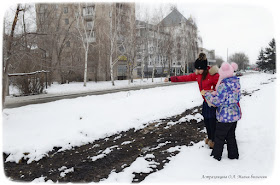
[201,90,206,96]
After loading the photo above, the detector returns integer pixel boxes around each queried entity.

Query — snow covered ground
[2,72,279,183]
[102,72,278,184]
[9,77,166,96]
[4,77,203,164]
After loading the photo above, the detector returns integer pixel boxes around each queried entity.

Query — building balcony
[83,13,95,20]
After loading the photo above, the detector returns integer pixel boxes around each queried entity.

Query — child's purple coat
[205,76,242,123]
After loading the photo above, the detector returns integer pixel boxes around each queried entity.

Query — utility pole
[227,48,228,62]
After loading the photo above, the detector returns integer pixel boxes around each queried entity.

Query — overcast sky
[137,0,276,64]
[1,0,278,65]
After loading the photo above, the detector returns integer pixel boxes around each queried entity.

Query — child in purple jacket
[201,62,242,161]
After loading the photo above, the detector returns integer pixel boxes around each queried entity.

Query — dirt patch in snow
[3,105,207,183]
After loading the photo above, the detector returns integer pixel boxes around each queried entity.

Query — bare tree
[124,3,137,84]
[215,56,225,67]
[180,24,187,74]
[3,4,24,106]
[164,26,176,77]
[74,3,96,87]
[108,3,119,86]
[36,4,78,84]
[229,52,250,70]
[160,32,172,77]
[107,3,136,85]
[150,6,165,82]
[135,5,151,81]
[139,14,150,81]
[188,17,200,73]
[135,7,150,81]
[101,3,126,86]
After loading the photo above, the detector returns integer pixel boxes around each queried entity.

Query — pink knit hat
[219,62,238,80]
[215,62,238,90]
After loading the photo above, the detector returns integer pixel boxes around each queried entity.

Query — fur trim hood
[209,65,219,75]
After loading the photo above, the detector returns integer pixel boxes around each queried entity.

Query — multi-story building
[36,4,203,83]
[198,47,216,66]
[35,2,135,83]
[135,20,170,77]
[136,8,200,77]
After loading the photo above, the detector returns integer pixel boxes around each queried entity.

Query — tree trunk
[83,49,88,87]
[110,56,114,86]
[3,4,22,108]
[96,28,101,82]
[141,58,145,81]
[152,61,155,82]
[109,4,115,86]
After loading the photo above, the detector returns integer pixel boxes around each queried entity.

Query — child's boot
[204,138,209,145]
[208,140,215,149]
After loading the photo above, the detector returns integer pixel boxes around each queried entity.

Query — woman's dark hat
[194,59,208,70]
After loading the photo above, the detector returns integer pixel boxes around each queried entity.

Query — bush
[11,73,45,96]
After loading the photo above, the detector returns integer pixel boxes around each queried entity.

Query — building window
[119,45,124,52]
[66,41,70,47]
[64,7,68,14]
[39,5,47,13]
[83,6,94,16]
[88,31,95,38]
[65,18,69,25]
[116,3,123,9]
[149,31,154,37]
[85,31,95,42]
[86,21,94,29]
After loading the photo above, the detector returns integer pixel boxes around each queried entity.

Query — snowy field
[9,77,166,96]
[2,72,278,183]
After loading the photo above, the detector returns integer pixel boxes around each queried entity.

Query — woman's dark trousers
[211,122,239,160]
[202,101,217,141]
[204,118,216,141]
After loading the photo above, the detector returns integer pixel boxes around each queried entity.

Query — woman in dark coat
[165,53,219,148]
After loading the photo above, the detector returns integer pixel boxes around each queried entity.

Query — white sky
[137,0,276,64]
[0,0,279,65]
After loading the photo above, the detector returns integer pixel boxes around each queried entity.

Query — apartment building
[198,47,216,66]
[135,8,200,77]
[36,4,203,82]
[36,2,135,83]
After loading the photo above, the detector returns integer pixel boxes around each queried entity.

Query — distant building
[136,8,200,77]
[198,47,216,66]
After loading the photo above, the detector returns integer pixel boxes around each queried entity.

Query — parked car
[236,71,243,76]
